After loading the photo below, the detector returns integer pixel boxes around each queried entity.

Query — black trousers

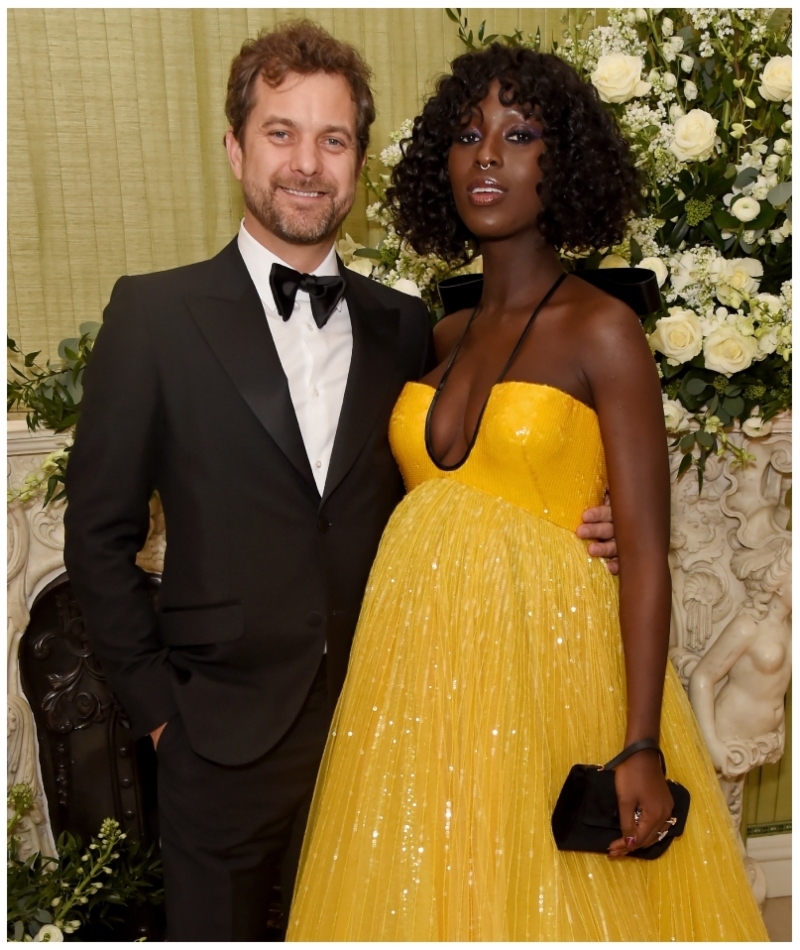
[156,658,331,941]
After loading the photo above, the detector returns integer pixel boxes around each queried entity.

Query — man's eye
[325,137,345,148]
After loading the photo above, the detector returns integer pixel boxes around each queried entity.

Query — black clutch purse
[551,738,690,860]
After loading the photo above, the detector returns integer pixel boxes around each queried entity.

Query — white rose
[730,196,761,222]
[769,228,786,245]
[684,80,698,101]
[662,395,690,432]
[759,56,792,102]
[703,326,759,375]
[661,16,674,37]
[741,415,773,438]
[773,138,789,155]
[391,277,422,298]
[680,54,694,74]
[346,257,374,277]
[598,253,630,269]
[669,109,718,162]
[649,308,704,365]
[638,256,668,287]
[753,292,783,316]
[591,54,651,104]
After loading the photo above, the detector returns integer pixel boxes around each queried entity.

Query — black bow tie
[269,263,346,329]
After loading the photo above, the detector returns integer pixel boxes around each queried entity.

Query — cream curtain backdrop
[8,7,587,358]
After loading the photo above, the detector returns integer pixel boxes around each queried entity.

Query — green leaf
[723,395,745,416]
[696,429,714,448]
[353,247,382,260]
[678,452,694,478]
[669,215,689,247]
[713,207,739,230]
[733,167,759,190]
[680,432,696,452]
[724,384,742,397]
[767,181,791,208]
[629,236,643,265]
[445,8,460,23]
[685,377,708,396]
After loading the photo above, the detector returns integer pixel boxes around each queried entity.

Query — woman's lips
[466,178,506,205]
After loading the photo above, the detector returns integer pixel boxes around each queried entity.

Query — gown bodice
[389,380,607,533]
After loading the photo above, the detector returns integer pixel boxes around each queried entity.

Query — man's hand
[150,722,167,750]
[576,496,618,575]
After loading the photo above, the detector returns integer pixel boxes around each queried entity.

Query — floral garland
[348,8,792,483]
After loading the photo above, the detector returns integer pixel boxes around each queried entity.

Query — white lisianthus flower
[680,54,694,73]
[598,253,630,269]
[753,293,783,316]
[759,56,792,102]
[669,109,718,162]
[763,154,781,172]
[669,103,685,121]
[756,325,780,354]
[346,257,374,278]
[684,80,698,101]
[591,54,651,104]
[391,277,422,297]
[773,138,789,155]
[662,395,690,432]
[34,925,64,942]
[335,232,364,264]
[662,72,678,90]
[635,8,648,21]
[638,256,668,287]
[703,326,759,375]
[669,36,684,54]
[649,307,704,365]
[741,414,773,438]
[661,16,674,37]
[669,251,698,293]
[729,122,747,139]
[770,228,786,244]
[730,196,761,222]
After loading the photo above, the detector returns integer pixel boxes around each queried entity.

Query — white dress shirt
[237,221,352,495]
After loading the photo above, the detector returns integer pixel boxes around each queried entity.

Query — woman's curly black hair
[388,44,642,264]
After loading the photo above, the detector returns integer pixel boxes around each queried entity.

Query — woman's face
[447,79,546,244]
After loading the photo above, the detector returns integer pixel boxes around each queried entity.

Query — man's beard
[242,175,352,245]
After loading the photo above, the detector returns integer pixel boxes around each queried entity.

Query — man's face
[226,71,363,256]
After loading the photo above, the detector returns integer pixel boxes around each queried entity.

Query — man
[64,20,617,942]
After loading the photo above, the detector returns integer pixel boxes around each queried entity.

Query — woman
[287,45,768,941]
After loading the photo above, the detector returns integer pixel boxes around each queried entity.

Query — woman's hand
[607,750,675,858]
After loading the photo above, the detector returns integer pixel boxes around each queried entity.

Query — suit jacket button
[317,517,330,533]
[307,611,324,627]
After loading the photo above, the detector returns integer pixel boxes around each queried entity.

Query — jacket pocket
[159,602,243,646]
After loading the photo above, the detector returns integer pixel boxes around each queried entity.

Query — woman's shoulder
[432,308,472,361]
[559,274,645,347]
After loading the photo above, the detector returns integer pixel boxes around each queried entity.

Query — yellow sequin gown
[287,381,768,941]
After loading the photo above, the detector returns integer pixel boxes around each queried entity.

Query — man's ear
[225,128,244,181]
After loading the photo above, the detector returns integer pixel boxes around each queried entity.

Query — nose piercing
[478,161,492,170]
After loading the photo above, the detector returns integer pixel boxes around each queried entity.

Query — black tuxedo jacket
[63,239,433,766]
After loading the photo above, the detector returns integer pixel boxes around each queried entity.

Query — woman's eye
[455,130,481,145]
[507,127,541,143]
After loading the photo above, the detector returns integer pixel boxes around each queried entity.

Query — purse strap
[602,738,666,774]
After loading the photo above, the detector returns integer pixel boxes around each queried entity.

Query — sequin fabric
[287,381,768,941]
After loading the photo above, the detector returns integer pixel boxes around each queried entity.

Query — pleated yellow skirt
[287,479,768,941]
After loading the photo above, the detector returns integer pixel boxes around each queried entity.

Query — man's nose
[290,137,323,178]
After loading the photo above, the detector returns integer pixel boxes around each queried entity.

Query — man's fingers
[580,504,612,525]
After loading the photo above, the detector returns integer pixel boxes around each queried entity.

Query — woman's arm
[581,296,674,856]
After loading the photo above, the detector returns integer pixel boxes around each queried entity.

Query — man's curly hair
[388,44,641,263]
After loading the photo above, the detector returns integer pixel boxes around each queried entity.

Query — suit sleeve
[64,277,179,738]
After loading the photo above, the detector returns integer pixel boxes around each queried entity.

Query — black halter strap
[425,272,568,471]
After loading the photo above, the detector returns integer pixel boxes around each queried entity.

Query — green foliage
[7,785,163,942]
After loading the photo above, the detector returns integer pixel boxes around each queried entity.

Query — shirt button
[315,460,322,468]
[306,321,314,331]
[312,387,319,397]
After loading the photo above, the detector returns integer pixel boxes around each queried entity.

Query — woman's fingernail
[625,836,637,848]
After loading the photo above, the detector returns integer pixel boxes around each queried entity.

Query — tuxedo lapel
[322,264,401,504]
[185,240,317,492]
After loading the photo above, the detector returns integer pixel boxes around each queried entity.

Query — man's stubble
[241,174,353,247]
